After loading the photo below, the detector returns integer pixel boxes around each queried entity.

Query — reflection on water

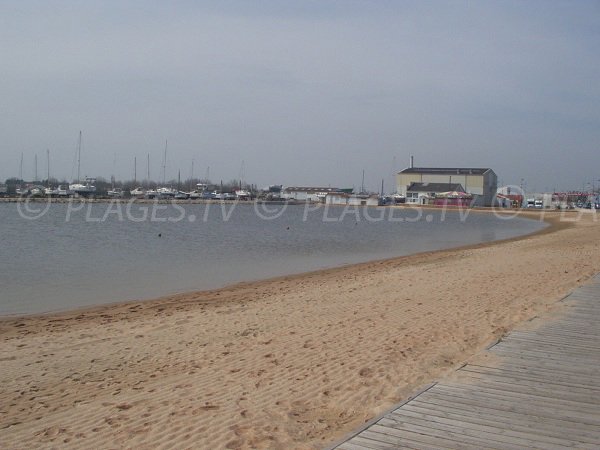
[0,202,545,315]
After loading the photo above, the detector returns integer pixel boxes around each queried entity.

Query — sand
[1,209,599,449]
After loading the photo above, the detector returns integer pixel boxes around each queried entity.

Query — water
[0,201,546,315]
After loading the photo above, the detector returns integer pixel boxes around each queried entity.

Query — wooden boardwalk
[331,275,600,449]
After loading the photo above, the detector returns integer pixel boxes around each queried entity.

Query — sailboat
[107,179,124,198]
[16,153,27,195]
[235,160,251,200]
[130,155,146,197]
[44,149,59,196]
[156,140,177,198]
[107,156,124,197]
[69,131,96,196]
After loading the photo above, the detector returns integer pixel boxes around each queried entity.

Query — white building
[325,193,379,206]
[283,187,349,202]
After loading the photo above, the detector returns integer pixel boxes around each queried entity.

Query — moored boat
[107,188,125,198]
[69,178,97,196]
[130,187,145,197]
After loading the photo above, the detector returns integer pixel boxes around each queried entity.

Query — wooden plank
[490,349,600,364]
[410,396,600,438]
[536,322,600,332]
[399,402,600,443]
[357,429,452,450]
[375,418,526,450]
[559,310,600,317]
[503,345,598,357]
[417,389,600,425]
[489,347,600,365]
[455,369,600,400]
[432,382,600,414]
[337,441,374,450]
[461,358,598,380]
[490,345,600,362]
[445,376,600,405]
[344,435,400,450]
[369,422,499,450]
[484,356,600,374]
[464,362,600,383]
[567,295,600,301]
[502,331,600,346]
[388,407,581,448]
[560,313,600,320]
[358,429,459,450]
[524,329,600,340]
[485,354,600,373]
[463,361,600,385]
[504,333,600,350]
[433,383,600,415]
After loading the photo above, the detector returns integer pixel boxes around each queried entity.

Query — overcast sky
[1,1,599,192]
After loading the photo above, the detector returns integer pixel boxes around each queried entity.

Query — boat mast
[77,130,82,183]
[77,131,82,182]
[47,149,50,186]
[147,153,150,182]
[112,152,116,189]
[34,153,38,182]
[190,159,194,191]
[162,140,167,185]
[361,169,365,194]
[239,160,245,190]
[19,152,23,181]
[134,156,137,184]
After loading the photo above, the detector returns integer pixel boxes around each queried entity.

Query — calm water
[0,201,545,315]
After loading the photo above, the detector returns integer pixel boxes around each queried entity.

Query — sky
[1,0,599,193]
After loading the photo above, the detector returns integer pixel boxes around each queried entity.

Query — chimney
[410,155,414,169]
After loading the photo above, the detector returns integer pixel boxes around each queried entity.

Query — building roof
[284,186,340,193]
[407,182,464,193]
[325,192,378,198]
[284,186,343,193]
[399,167,492,175]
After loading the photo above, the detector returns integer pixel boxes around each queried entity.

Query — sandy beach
[1,209,599,449]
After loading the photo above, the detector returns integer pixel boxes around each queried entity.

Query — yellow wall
[396,174,421,195]
[396,173,486,196]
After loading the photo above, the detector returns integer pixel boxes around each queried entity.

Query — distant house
[397,166,497,206]
[283,187,352,202]
[496,186,524,208]
[325,193,379,206]
[405,182,465,205]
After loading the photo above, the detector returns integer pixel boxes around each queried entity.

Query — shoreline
[1,209,558,323]
[2,210,599,449]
